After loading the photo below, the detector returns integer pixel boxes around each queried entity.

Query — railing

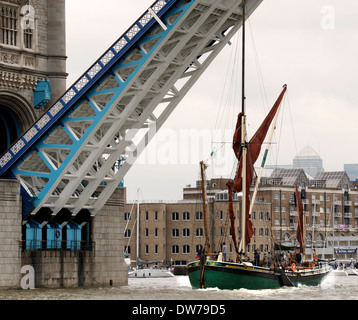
[0,0,178,174]
[19,240,96,254]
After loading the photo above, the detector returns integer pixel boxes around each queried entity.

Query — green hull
[187,261,331,290]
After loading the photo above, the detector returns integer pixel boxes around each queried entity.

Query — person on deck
[295,252,302,266]
[222,242,227,261]
[254,249,260,266]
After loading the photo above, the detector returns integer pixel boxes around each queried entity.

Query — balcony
[334,224,352,231]
[334,212,342,217]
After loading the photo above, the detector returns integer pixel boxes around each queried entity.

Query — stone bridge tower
[0,0,67,154]
[0,1,127,289]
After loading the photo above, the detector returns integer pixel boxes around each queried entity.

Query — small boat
[186,0,331,290]
[128,267,174,278]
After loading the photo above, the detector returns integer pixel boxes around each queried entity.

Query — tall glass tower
[293,145,324,178]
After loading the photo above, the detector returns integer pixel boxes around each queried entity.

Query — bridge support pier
[0,179,22,289]
[0,180,128,289]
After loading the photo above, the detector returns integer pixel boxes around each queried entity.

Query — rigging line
[286,90,300,166]
[213,31,240,131]
[125,212,138,255]
[124,201,136,254]
[272,94,285,168]
[248,16,269,113]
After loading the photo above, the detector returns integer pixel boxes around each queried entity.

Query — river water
[0,273,355,319]
[0,272,357,300]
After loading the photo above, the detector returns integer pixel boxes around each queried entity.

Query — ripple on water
[0,275,357,300]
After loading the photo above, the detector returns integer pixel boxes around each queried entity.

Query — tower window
[1,7,18,46]
[24,25,32,49]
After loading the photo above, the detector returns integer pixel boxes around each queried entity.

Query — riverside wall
[0,180,127,289]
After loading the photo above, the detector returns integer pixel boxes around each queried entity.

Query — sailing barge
[186,0,331,290]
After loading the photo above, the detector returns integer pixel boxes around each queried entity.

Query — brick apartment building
[124,169,358,266]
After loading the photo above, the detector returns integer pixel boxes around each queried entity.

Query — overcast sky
[66,0,358,201]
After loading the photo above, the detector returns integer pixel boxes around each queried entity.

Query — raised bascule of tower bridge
[0,0,262,249]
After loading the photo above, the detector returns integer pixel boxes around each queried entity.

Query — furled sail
[295,184,306,254]
[226,180,240,259]
[229,85,287,246]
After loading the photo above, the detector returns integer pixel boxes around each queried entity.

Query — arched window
[316,233,324,248]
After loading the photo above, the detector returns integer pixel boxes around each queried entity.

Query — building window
[172,229,179,238]
[145,228,149,238]
[219,210,223,220]
[124,229,131,238]
[145,211,149,221]
[195,211,203,220]
[172,212,179,221]
[155,244,158,254]
[196,228,203,237]
[259,212,263,221]
[1,6,18,46]
[265,212,270,221]
[124,212,131,220]
[265,228,269,237]
[183,211,190,221]
[172,245,179,254]
[155,211,158,221]
[145,245,149,254]
[124,246,131,254]
[183,245,190,254]
[183,228,190,237]
[155,228,158,237]
[24,23,32,49]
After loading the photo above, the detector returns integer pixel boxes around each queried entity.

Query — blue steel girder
[0,0,263,222]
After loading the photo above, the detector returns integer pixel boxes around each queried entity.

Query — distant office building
[124,169,358,266]
[293,145,324,178]
[344,164,358,181]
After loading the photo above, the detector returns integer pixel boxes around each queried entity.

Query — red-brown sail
[295,184,305,253]
[231,85,287,245]
[226,180,240,259]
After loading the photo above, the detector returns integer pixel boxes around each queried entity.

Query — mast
[199,161,209,289]
[239,0,247,261]
[200,160,210,256]
[136,188,140,268]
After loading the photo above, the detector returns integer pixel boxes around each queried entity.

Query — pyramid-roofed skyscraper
[293,145,324,178]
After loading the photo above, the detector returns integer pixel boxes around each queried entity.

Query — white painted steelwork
[0,0,263,222]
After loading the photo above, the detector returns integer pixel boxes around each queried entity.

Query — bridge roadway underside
[0,179,127,289]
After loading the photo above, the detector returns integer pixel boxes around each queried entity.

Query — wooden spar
[136,189,140,268]
[239,0,247,260]
[249,85,287,217]
[200,160,210,256]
